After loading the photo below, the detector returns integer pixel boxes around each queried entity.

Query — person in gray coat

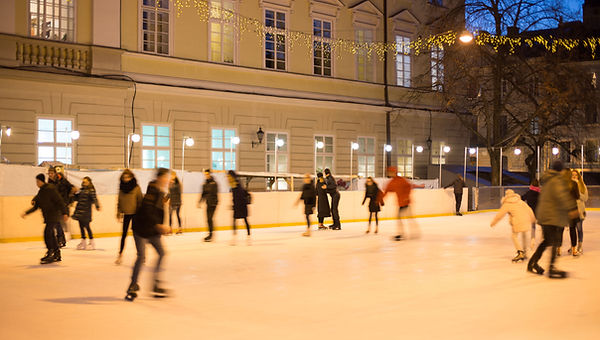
[444,174,466,216]
[527,161,579,279]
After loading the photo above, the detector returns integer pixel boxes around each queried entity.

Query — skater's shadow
[43,296,122,305]
[22,263,61,269]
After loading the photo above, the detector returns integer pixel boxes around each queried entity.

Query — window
[313,19,332,76]
[29,0,74,42]
[584,139,599,163]
[142,124,170,169]
[397,140,413,177]
[315,135,334,172]
[141,0,170,55]
[356,28,375,82]
[357,137,375,177]
[396,35,411,87]
[530,117,540,135]
[431,141,448,165]
[37,118,75,165]
[211,128,237,170]
[265,9,286,70]
[266,132,288,190]
[209,0,235,63]
[431,45,444,91]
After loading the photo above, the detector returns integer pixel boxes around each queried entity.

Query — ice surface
[1,212,599,340]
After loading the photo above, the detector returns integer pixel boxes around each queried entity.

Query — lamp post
[412,144,423,180]
[536,145,540,180]
[274,138,284,190]
[181,136,194,172]
[383,144,392,177]
[0,124,12,163]
[230,136,240,170]
[439,145,450,187]
[581,144,585,173]
[315,140,324,176]
[126,132,140,169]
[499,147,503,187]
[350,142,359,189]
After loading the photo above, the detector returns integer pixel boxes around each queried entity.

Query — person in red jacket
[380,167,423,241]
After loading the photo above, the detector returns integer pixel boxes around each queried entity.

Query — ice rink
[1,211,599,340]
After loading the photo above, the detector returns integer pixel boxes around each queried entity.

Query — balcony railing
[4,34,91,72]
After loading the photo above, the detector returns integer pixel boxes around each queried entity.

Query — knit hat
[551,160,564,172]
[36,173,45,182]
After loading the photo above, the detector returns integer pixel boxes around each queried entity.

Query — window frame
[210,127,239,171]
[36,116,77,165]
[356,136,376,178]
[263,7,289,71]
[312,17,334,77]
[208,0,238,64]
[314,134,335,173]
[431,45,444,92]
[140,123,172,169]
[395,35,411,87]
[28,0,76,42]
[354,25,376,82]
[396,139,413,177]
[265,131,289,173]
[138,0,174,56]
[431,141,448,165]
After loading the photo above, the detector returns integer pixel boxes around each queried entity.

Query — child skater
[315,172,331,230]
[227,170,251,245]
[72,176,101,250]
[298,173,317,237]
[362,177,382,234]
[490,189,536,262]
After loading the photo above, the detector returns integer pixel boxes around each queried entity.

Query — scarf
[120,177,137,194]
[529,185,540,193]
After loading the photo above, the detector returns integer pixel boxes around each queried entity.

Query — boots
[87,239,95,250]
[512,250,526,262]
[152,280,170,298]
[548,266,568,279]
[577,242,583,255]
[527,262,545,275]
[115,253,123,265]
[40,250,61,264]
[302,229,311,237]
[571,246,580,257]
[76,239,87,250]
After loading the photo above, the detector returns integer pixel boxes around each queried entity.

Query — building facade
[0,0,470,189]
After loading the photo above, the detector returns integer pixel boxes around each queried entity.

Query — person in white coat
[490,189,536,262]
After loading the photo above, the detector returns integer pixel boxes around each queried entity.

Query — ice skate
[115,254,123,265]
[176,228,183,235]
[152,281,170,298]
[512,250,526,263]
[548,266,568,279]
[318,225,328,230]
[365,226,371,234]
[527,262,545,275]
[577,242,583,255]
[302,230,311,237]
[571,246,580,257]
[40,252,55,264]
[76,239,86,250]
[87,239,95,250]
[204,235,213,242]
[125,283,139,301]
[393,235,404,241]
[374,227,378,234]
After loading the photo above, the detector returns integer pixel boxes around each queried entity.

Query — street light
[552,147,559,156]
[0,124,12,163]
[514,148,521,155]
[315,140,324,177]
[459,30,474,44]
[383,144,392,177]
[182,136,194,172]
[439,145,450,187]
[126,133,140,169]
[350,142,359,189]
[274,138,285,190]
[411,144,423,180]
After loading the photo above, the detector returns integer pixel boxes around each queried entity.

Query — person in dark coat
[315,172,330,230]
[444,174,467,216]
[127,168,171,300]
[48,167,75,247]
[116,169,144,265]
[199,169,219,242]
[169,171,183,234]
[362,177,382,234]
[21,174,69,264]
[72,176,100,250]
[298,173,317,237]
[324,168,341,230]
[521,178,540,249]
[227,170,251,245]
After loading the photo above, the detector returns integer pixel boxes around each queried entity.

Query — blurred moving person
[521,178,540,249]
[527,161,579,279]
[362,177,382,234]
[381,167,422,241]
[199,169,219,242]
[568,169,587,256]
[48,166,75,247]
[297,173,316,237]
[21,174,68,264]
[443,174,466,216]
[490,189,535,262]
[324,168,341,230]
[116,169,143,265]
[227,171,251,245]
[169,171,183,235]
[126,168,171,301]
[72,176,101,250]
[315,172,330,230]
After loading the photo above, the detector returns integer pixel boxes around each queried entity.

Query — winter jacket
[325,175,339,197]
[521,186,540,213]
[72,187,100,223]
[50,174,75,206]
[300,181,316,215]
[382,176,412,207]
[200,177,219,207]
[490,189,535,233]
[536,170,578,227]
[362,183,381,213]
[316,178,331,218]
[132,180,165,238]
[573,181,588,221]
[118,184,143,215]
[231,184,249,219]
[169,180,182,207]
[444,177,466,194]
[26,183,68,224]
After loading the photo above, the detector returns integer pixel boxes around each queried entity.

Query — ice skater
[199,169,219,242]
[527,161,579,279]
[324,168,341,230]
[169,171,183,235]
[489,189,535,262]
[21,174,69,264]
[443,174,466,216]
[521,178,540,250]
[297,173,316,237]
[227,170,251,245]
[568,169,587,256]
[116,169,143,265]
[362,177,382,234]
[72,176,101,250]
[126,168,171,301]
[381,167,422,241]
[315,172,330,230]
[48,166,75,247]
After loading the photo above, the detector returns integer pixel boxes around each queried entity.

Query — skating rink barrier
[0,164,467,242]
[474,186,600,211]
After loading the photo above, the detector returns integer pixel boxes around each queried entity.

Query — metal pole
[230,139,233,170]
[181,139,185,173]
[274,142,278,191]
[438,144,442,188]
[315,142,318,177]
[1,127,4,163]
[126,134,131,169]
[475,147,479,188]
[499,147,503,187]
[411,144,415,180]
[463,147,467,180]
[350,143,353,190]
[536,145,540,180]
[382,146,385,178]
[581,144,584,173]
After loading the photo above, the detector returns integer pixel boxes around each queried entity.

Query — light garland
[169,0,600,60]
